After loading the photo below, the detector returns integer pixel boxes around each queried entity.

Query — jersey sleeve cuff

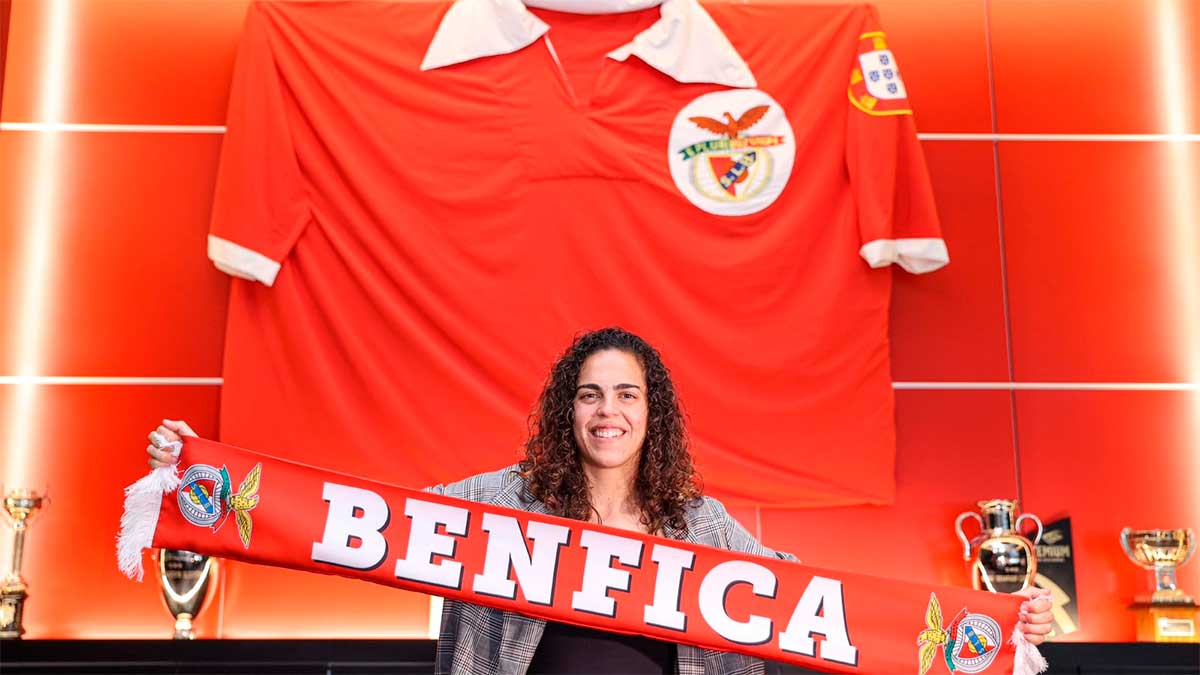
[208,235,282,286]
[859,237,949,274]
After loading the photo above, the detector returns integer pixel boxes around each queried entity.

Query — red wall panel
[991,0,1200,134]
[0,131,22,371]
[0,0,47,122]
[0,131,230,376]
[890,141,1009,381]
[1016,390,1200,641]
[1001,141,1200,382]
[0,0,246,124]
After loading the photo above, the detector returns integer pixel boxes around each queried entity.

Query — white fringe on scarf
[1010,625,1050,675]
[116,441,182,581]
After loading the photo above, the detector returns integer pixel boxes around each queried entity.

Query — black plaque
[1033,517,1080,639]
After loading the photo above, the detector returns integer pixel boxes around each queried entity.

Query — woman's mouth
[590,427,626,439]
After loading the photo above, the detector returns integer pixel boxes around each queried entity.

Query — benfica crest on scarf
[119,438,1047,675]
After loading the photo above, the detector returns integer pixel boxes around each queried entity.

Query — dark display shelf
[1,639,1196,674]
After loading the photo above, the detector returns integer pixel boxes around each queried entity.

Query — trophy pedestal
[0,580,28,639]
[173,613,196,640]
[1131,602,1199,643]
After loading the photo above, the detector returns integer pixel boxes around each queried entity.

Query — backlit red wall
[1,0,1196,641]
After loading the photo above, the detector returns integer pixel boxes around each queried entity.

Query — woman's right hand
[146,419,198,469]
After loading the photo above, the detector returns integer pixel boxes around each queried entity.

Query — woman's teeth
[592,428,624,438]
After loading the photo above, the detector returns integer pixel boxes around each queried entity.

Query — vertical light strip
[427,595,443,640]
[4,0,73,488]
[1155,0,1200,494]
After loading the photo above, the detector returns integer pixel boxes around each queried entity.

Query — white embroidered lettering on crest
[472,514,570,605]
[779,576,859,665]
[393,498,469,589]
[858,50,907,100]
[698,560,778,646]
[571,530,644,617]
[312,482,390,570]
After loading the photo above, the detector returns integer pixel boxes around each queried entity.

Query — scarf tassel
[1009,625,1050,675]
[116,460,180,582]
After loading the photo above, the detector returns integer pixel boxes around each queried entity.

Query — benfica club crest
[916,593,1002,674]
[178,464,225,528]
[668,89,795,216]
[950,612,1003,673]
[849,31,912,116]
[177,462,263,548]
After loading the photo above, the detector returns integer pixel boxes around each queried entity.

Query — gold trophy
[1,488,47,639]
[955,499,1043,593]
[158,549,218,639]
[1120,528,1197,643]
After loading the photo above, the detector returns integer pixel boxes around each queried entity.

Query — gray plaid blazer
[426,465,797,675]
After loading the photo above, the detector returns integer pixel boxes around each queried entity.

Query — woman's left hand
[1012,586,1054,645]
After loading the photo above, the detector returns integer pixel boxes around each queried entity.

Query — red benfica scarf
[119,438,1047,675]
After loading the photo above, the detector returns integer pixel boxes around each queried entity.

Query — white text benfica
[311,483,858,665]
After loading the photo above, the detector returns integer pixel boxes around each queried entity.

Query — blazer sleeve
[698,496,799,563]
[424,465,524,502]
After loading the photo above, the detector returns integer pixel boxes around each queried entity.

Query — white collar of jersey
[420,0,757,88]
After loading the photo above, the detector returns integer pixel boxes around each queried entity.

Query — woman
[147,327,1052,674]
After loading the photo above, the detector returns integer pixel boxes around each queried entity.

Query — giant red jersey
[210,0,946,508]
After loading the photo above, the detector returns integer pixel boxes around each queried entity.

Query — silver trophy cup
[158,549,218,639]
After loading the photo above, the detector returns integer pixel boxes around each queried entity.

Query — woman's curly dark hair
[519,327,701,534]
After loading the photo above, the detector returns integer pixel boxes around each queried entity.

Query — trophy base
[1149,589,1196,605]
[173,613,196,640]
[1131,602,1199,643]
[0,584,28,640]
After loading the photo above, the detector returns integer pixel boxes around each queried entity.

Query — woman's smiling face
[572,349,649,473]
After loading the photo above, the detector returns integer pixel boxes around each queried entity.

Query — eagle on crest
[688,105,771,139]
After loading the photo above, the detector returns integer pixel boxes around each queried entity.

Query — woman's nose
[598,394,618,415]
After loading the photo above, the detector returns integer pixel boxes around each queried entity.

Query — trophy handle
[1017,513,1044,545]
[1120,527,1135,560]
[955,512,982,560]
